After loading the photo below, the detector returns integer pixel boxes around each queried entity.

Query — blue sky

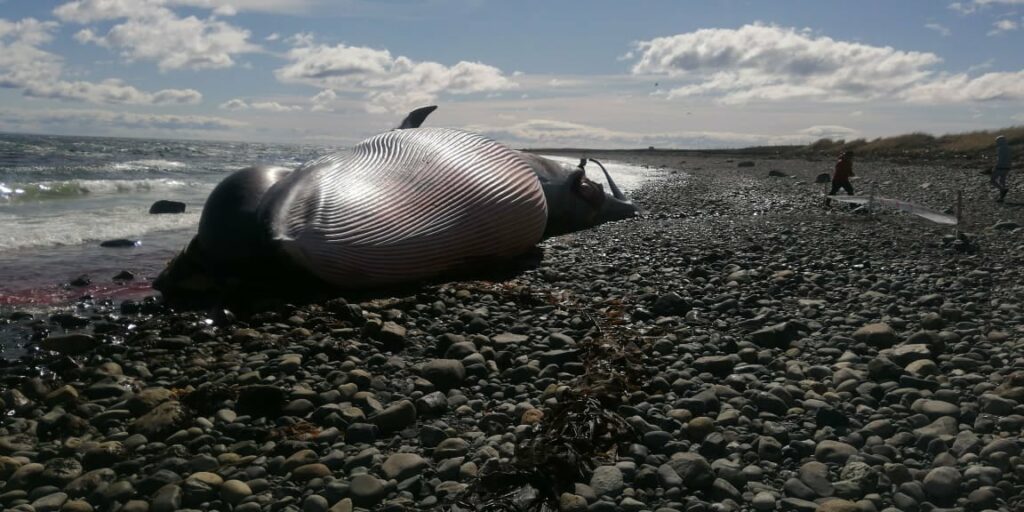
[1,0,1023,148]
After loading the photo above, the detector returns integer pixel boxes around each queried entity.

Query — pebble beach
[2,151,1023,512]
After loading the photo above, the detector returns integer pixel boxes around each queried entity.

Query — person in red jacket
[830,151,855,196]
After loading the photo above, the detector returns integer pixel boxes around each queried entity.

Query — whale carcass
[154,106,637,299]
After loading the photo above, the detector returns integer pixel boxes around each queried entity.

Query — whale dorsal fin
[397,105,438,129]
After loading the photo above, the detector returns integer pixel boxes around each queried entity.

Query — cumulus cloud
[0,18,63,88]
[0,107,244,131]
[310,89,338,112]
[468,119,829,149]
[631,24,941,104]
[55,0,260,71]
[218,98,303,111]
[275,42,517,113]
[0,17,201,105]
[630,23,1024,106]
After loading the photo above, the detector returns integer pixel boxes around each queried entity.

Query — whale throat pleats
[263,128,548,287]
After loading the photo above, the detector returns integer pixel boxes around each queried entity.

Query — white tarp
[828,195,958,225]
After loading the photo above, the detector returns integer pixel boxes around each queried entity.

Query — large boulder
[100,239,141,248]
[149,200,186,214]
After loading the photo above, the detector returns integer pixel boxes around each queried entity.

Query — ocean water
[0,133,332,308]
[0,133,657,310]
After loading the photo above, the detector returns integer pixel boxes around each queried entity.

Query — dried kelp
[450,291,645,511]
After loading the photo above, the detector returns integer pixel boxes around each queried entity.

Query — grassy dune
[804,125,1024,162]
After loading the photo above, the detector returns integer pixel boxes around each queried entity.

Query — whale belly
[262,128,548,287]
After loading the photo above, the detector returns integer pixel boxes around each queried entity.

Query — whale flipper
[397,105,438,129]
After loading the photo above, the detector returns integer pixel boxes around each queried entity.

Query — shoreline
[2,152,1023,511]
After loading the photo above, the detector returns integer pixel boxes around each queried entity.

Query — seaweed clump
[450,296,646,511]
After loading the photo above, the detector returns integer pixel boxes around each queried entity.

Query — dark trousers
[829,180,854,195]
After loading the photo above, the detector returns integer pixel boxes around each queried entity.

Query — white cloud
[967,59,995,73]
[53,0,316,20]
[56,1,260,71]
[925,22,952,36]
[988,18,1020,34]
[631,24,941,104]
[218,98,302,111]
[275,42,518,114]
[25,79,201,105]
[949,2,977,13]
[310,89,338,112]
[177,0,323,14]
[468,118,827,149]
[970,0,1024,5]
[0,17,201,105]
[286,32,315,47]
[266,32,280,41]
[903,70,1024,102]
[0,18,63,88]
[630,23,1024,106]
[952,0,1024,14]
[799,125,860,140]
[0,107,244,131]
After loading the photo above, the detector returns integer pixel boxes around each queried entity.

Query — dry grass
[858,132,936,153]
[806,125,1024,160]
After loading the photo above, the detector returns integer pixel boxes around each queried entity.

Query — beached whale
[154,106,636,300]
